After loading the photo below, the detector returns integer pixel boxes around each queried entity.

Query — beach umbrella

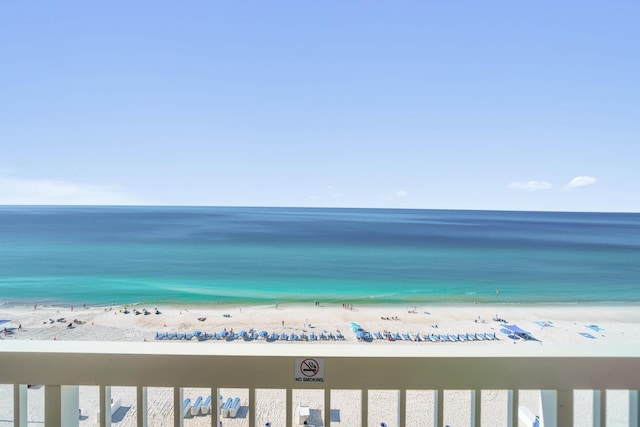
[258,330,268,338]
[237,330,247,337]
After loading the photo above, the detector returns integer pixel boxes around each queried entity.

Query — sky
[1,1,639,212]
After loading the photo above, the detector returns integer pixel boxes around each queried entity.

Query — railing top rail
[2,340,640,358]
[3,341,640,390]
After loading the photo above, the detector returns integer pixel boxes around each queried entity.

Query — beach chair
[201,395,211,415]
[373,331,383,339]
[393,332,401,341]
[221,397,232,417]
[458,334,466,342]
[281,333,289,340]
[401,333,410,341]
[182,398,192,418]
[298,405,310,424]
[191,396,202,416]
[155,332,165,340]
[310,333,317,340]
[229,397,241,417]
[319,332,327,340]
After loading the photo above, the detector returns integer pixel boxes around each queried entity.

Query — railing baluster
[100,385,111,427]
[362,389,368,427]
[471,389,481,427]
[507,389,518,427]
[593,389,607,427]
[557,390,573,427]
[249,387,255,427]
[174,386,182,427]
[137,386,147,427]
[214,387,220,427]
[540,389,559,427]
[286,387,292,427]
[398,389,406,427]
[324,387,331,427]
[630,390,639,427]
[14,384,27,427]
[434,389,443,427]
[44,385,61,426]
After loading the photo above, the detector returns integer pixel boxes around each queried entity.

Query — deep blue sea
[0,206,639,306]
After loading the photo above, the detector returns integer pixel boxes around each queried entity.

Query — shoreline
[4,298,640,309]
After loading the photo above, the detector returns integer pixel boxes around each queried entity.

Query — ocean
[0,206,638,306]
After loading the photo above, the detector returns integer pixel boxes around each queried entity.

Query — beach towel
[533,321,553,328]
[579,332,597,339]
[585,324,603,332]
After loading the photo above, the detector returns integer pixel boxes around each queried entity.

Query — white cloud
[508,181,552,192]
[563,176,597,190]
[383,189,410,201]
[0,176,147,205]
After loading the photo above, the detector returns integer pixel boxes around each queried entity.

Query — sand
[1,302,639,426]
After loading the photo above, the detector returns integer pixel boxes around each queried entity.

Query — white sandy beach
[2,302,639,426]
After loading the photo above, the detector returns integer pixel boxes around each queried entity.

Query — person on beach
[282,320,285,328]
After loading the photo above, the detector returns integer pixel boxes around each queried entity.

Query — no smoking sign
[294,358,325,383]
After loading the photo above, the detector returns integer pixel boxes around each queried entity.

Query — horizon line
[0,204,637,215]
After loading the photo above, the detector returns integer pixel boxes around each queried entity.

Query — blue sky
[1,2,638,212]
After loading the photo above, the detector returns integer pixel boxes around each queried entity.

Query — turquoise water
[0,206,639,306]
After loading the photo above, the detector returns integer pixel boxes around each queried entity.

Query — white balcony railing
[1,340,640,426]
